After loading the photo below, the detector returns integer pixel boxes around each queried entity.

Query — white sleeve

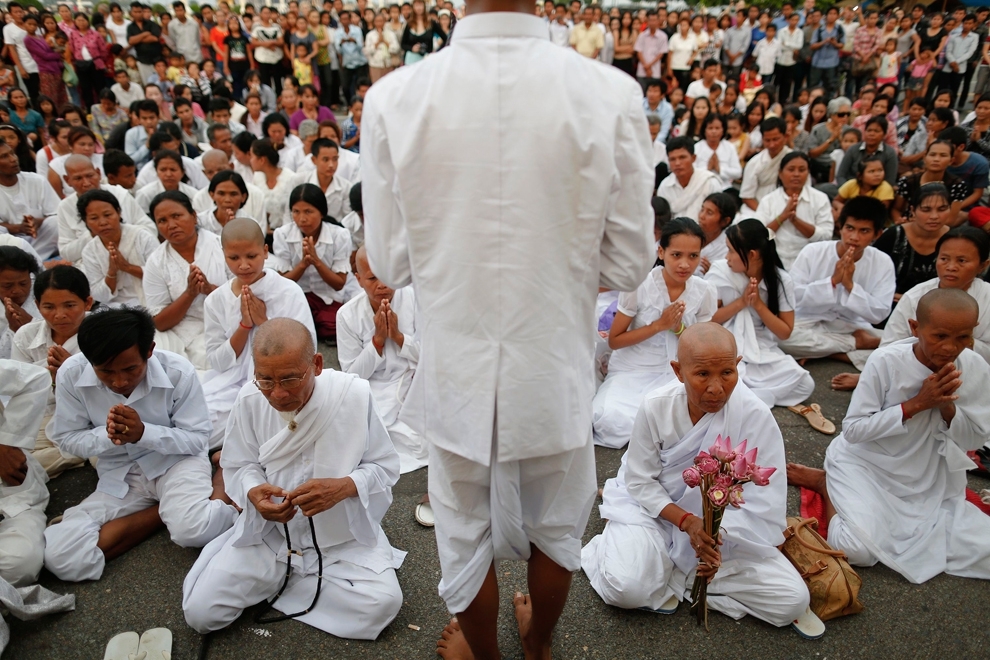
[739,158,759,200]
[81,240,114,303]
[203,291,240,372]
[0,360,49,450]
[56,203,90,264]
[142,252,173,316]
[121,190,157,236]
[336,307,383,379]
[624,402,673,517]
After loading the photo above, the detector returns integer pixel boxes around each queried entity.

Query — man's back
[362,12,654,464]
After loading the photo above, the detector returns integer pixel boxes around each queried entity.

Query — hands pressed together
[247,477,359,523]
[371,298,403,354]
[3,296,32,334]
[653,300,686,334]
[185,265,216,298]
[831,246,857,291]
[239,285,268,329]
[106,404,145,445]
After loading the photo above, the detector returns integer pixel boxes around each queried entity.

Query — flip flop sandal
[787,404,836,435]
[415,494,434,528]
[791,607,826,640]
[103,632,140,660]
[136,628,172,660]
[637,595,679,615]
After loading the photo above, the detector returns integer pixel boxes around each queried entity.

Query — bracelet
[239,321,251,330]
[678,512,694,531]
[672,321,686,337]
[372,336,385,350]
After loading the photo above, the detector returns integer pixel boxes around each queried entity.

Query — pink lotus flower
[730,453,751,480]
[733,439,748,456]
[749,464,777,486]
[682,466,702,488]
[693,451,713,466]
[715,472,733,489]
[697,455,720,475]
[708,485,730,507]
[709,434,736,462]
[727,484,745,508]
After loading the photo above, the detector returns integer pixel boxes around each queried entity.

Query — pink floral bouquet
[682,434,775,629]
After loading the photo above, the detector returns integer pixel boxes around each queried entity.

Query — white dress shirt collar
[452,12,551,42]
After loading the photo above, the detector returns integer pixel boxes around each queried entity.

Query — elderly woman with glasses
[806,96,853,183]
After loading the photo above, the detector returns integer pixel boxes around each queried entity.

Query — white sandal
[637,594,679,615]
[136,628,172,660]
[103,632,139,660]
[415,494,434,528]
[791,607,826,640]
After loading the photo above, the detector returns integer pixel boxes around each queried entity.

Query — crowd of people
[0,1,988,659]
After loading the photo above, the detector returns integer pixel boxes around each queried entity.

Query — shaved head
[353,244,394,308]
[253,318,322,413]
[916,288,979,327]
[254,318,315,362]
[221,217,265,247]
[65,154,96,175]
[202,149,230,171]
[672,323,741,421]
[677,323,738,364]
[354,245,370,277]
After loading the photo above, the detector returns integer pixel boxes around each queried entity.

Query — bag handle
[784,519,849,559]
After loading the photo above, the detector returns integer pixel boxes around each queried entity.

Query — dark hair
[700,112,725,138]
[804,97,827,132]
[232,130,256,154]
[154,149,185,177]
[864,115,889,135]
[702,57,719,69]
[645,78,666,95]
[148,130,177,152]
[99,88,118,104]
[250,138,279,167]
[149,189,196,219]
[909,97,929,110]
[208,170,248,204]
[173,96,192,110]
[838,196,887,232]
[760,115,786,136]
[78,307,156,367]
[299,83,319,97]
[665,135,695,157]
[289,183,342,226]
[310,137,339,158]
[33,264,90,303]
[935,225,990,264]
[0,124,34,172]
[777,151,811,186]
[914,181,950,209]
[659,217,706,255]
[137,99,160,116]
[103,148,134,176]
[651,196,671,233]
[930,107,956,127]
[48,117,71,139]
[77,188,121,220]
[208,97,231,114]
[67,125,96,146]
[855,153,886,182]
[0,245,39,276]
[206,123,230,142]
[684,97,712,138]
[725,219,784,315]
[703,192,737,227]
[938,126,969,149]
[262,112,290,138]
[349,180,362,214]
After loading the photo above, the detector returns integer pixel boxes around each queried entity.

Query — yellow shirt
[293,59,313,86]
[569,22,605,58]
[166,66,183,83]
[838,179,895,202]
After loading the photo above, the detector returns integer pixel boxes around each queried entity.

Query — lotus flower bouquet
[681,434,775,630]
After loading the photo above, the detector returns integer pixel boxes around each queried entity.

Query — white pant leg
[704,551,811,627]
[825,515,879,568]
[152,455,237,548]
[593,372,670,449]
[388,419,428,475]
[945,498,990,580]
[28,216,59,260]
[0,454,49,586]
[778,321,857,360]
[581,521,681,611]
[740,358,816,408]
[44,469,158,582]
[182,524,285,634]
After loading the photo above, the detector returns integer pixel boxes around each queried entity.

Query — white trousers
[429,441,596,614]
[182,523,402,639]
[739,358,815,408]
[778,319,874,360]
[0,452,48,586]
[581,521,810,628]
[44,456,238,582]
[592,371,673,449]
[0,217,58,261]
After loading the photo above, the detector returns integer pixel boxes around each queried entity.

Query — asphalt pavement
[7,348,989,660]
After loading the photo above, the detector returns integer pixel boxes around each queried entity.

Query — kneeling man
[182,318,404,639]
[582,323,822,637]
[45,308,238,581]
[789,289,990,584]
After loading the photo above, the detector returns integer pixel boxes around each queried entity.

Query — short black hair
[349,180,362,214]
[938,126,969,148]
[173,96,192,110]
[206,123,230,142]
[0,245,39,276]
[77,188,121,220]
[250,138,280,167]
[645,78,666,95]
[930,107,956,127]
[78,307,156,367]
[864,115,889,134]
[838,196,887,233]
[936,225,990,263]
[149,189,196,218]
[34,264,90,303]
[665,135,695,156]
[703,58,718,69]
[208,97,231,114]
[909,97,929,110]
[137,99,160,116]
[103,149,135,177]
[310,137,338,158]
[760,116,787,135]
[651,196,671,233]
[232,130,256,153]
[262,112,290,136]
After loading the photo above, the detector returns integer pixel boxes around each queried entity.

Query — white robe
[696,231,728,276]
[0,360,51,587]
[705,260,814,407]
[336,288,427,473]
[182,371,404,638]
[195,209,266,236]
[0,297,37,361]
[752,185,834,269]
[581,380,810,627]
[200,271,316,447]
[134,180,201,215]
[80,224,159,307]
[272,221,356,305]
[335,147,361,184]
[134,156,209,190]
[283,171,353,227]
[693,140,742,190]
[143,231,231,369]
[739,146,792,204]
[192,182,269,233]
[656,167,724,221]
[825,340,990,583]
[252,168,296,231]
[593,267,717,448]
[0,173,60,259]
[779,241,895,359]
[55,184,156,265]
[340,210,363,250]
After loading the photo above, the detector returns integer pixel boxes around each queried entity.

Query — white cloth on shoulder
[56,184,156,265]
[79,224,159,307]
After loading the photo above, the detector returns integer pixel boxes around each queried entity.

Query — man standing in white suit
[361,0,656,657]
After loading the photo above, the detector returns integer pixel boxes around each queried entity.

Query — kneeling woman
[11,265,92,477]
[144,191,230,369]
[592,218,717,449]
[79,189,158,306]
[705,219,816,409]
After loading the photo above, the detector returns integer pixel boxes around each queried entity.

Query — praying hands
[107,404,145,445]
[372,298,404,355]
[4,215,37,238]
[239,286,269,329]
[47,344,72,383]
[830,246,857,291]
[185,265,215,298]
[902,361,961,423]
[3,296,32,333]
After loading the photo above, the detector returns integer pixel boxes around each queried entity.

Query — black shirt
[126,19,162,65]
[873,224,940,294]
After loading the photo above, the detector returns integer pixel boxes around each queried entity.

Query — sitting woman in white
[706,219,815,408]
[196,171,267,236]
[753,151,834,269]
[134,150,200,215]
[250,138,296,234]
[692,114,742,191]
[696,192,735,276]
[144,191,231,370]
[593,218,717,449]
[78,189,158,307]
[10,265,92,477]
[46,126,105,199]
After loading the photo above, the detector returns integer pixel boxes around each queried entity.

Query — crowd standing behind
[0,0,988,658]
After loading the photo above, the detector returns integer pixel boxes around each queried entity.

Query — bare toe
[436,618,473,660]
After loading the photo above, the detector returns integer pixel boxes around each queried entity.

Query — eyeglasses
[835,112,851,117]
[253,367,312,391]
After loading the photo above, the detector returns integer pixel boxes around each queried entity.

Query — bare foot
[797,358,808,366]
[437,618,474,660]
[853,329,881,350]
[786,462,827,492]
[830,373,860,391]
[515,592,551,660]
[211,450,222,466]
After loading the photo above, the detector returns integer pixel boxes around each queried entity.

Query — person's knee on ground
[585,526,671,610]
[828,517,879,568]
[0,524,45,587]
[43,516,104,582]
[343,569,404,640]
[161,498,232,548]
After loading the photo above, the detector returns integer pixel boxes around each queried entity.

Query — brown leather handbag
[778,517,865,621]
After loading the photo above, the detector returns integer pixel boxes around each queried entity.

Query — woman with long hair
[678,95,711,142]
[401,0,435,65]
[7,88,45,149]
[134,150,199,213]
[612,11,636,77]
[23,14,67,110]
[67,12,109,109]
[251,138,296,233]
[0,124,36,173]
